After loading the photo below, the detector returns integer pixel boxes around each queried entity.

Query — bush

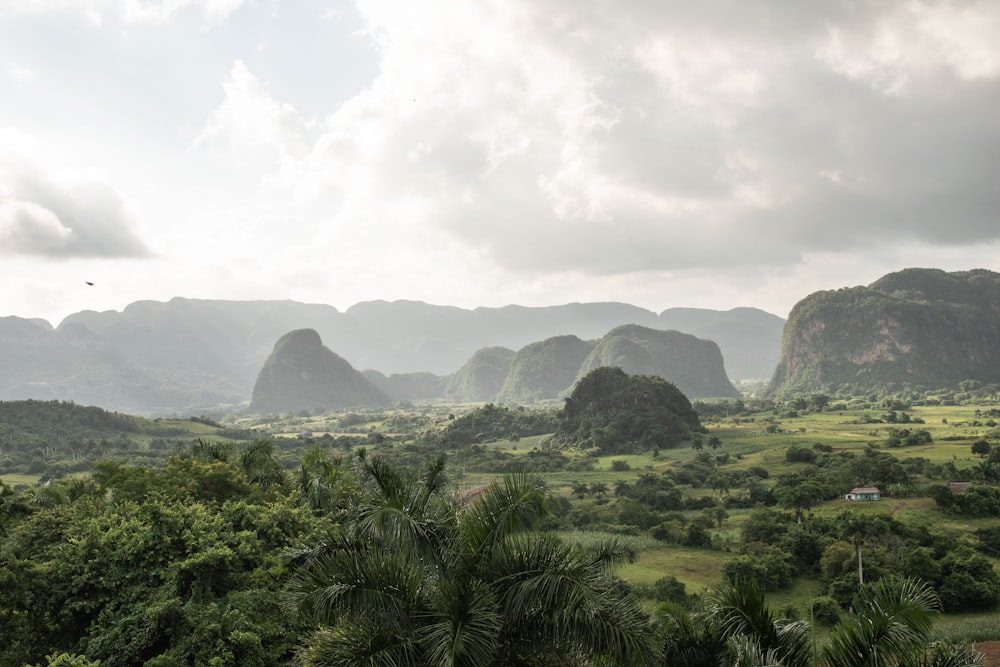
[810,596,842,625]
[721,549,792,591]
[785,446,817,463]
[649,575,688,605]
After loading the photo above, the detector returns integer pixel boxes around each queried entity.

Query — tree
[839,513,888,586]
[971,439,991,458]
[286,454,660,666]
[775,479,828,523]
[822,577,946,667]
[706,578,811,667]
[708,436,723,467]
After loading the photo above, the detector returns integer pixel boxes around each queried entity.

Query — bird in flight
[85,281,94,286]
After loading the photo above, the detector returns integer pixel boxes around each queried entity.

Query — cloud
[119,0,247,23]
[0,165,151,258]
[0,0,246,23]
[186,0,1000,292]
[192,60,313,178]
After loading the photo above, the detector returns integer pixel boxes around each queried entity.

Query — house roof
[848,487,881,494]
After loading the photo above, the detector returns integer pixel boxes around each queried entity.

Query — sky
[2,0,999,326]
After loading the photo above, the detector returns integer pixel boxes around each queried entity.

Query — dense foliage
[6,387,1000,666]
[0,448,319,666]
[768,268,1000,397]
[555,367,705,454]
[441,403,560,443]
[0,400,225,478]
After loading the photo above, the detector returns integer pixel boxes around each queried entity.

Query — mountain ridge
[1,298,784,413]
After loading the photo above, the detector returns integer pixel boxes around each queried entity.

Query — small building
[948,481,973,495]
[845,486,881,501]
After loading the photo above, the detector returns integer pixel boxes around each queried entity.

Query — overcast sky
[2,0,999,325]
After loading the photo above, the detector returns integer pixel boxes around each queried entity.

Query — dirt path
[974,641,1000,665]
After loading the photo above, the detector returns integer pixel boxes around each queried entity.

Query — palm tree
[296,445,352,513]
[239,438,284,488]
[590,481,609,498]
[707,578,811,667]
[839,513,887,586]
[658,578,810,667]
[708,436,723,467]
[285,454,660,666]
[658,600,723,667]
[822,576,955,667]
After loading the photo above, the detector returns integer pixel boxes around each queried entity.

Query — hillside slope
[249,329,391,413]
[576,324,740,399]
[766,268,1000,396]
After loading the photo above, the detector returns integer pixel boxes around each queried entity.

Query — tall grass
[933,614,1000,643]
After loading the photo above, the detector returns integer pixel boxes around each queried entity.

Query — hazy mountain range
[251,324,740,414]
[0,299,783,414]
[5,267,992,414]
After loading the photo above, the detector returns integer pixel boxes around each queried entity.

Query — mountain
[576,324,740,399]
[765,268,1000,396]
[249,329,391,413]
[496,335,596,404]
[658,307,785,380]
[444,347,516,402]
[363,371,447,402]
[0,316,244,413]
[1,298,784,413]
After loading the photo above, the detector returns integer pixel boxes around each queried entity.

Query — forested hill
[0,399,144,441]
[766,268,1000,396]
[0,400,239,478]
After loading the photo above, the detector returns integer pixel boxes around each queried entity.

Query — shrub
[810,596,842,625]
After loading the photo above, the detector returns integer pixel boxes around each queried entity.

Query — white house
[845,486,881,501]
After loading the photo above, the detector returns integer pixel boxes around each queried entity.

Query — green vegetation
[6,372,1000,665]
[768,268,1000,397]
[555,366,704,454]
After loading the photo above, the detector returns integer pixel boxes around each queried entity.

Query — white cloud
[0,0,245,23]
[192,60,313,179]
[0,198,72,254]
[180,0,1000,293]
[118,0,247,23]
[815,1,1000,94]
[0,157,151,259]
[4,62,36,82]
[6,0,1000,324]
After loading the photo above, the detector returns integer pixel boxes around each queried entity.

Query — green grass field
[2,472,41,487]
[530,402,1000,627]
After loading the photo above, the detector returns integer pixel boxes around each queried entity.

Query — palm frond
[284,545,423,629]
[914,642,987,667]
[297,622,419,667]
[823,576,939,667]
[459,470,548,564]
[417,578,502,667]
[488,533,659,666]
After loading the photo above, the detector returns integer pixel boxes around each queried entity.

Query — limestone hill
[249,329,390,413]
[445,347,516,402]
[766,268,1000,396]
[576,324,740,399]
[496,336,596,404]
